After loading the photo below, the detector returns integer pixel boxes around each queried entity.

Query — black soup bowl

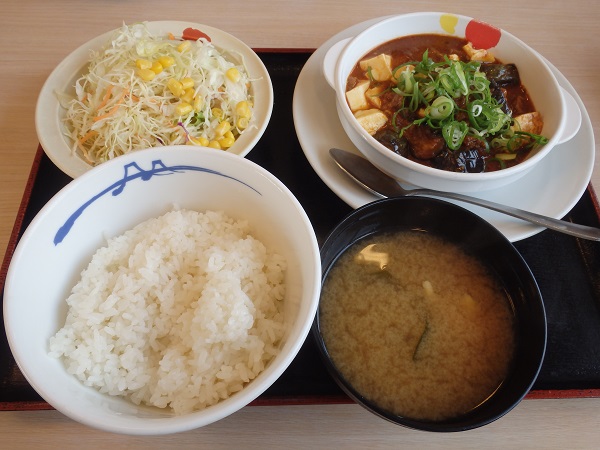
[313,197,547,432]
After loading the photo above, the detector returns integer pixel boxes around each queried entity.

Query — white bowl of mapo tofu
[322,12,581,193]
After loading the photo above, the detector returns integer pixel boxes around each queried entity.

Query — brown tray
[2,51,600,411]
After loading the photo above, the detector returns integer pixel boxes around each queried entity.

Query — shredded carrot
[168,32,175,40]
[96,85,114,111]
[76,130,99,163]
[93,90,128,122]
[77,130,98,144]
[76,142,93,163]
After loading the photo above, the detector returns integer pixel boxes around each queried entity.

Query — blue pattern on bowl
[54,159,260,245]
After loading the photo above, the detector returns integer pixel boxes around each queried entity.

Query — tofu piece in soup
[354,109,388,135]
[346,80,370,111]
[512,112,543,135]
[359,54,393,81]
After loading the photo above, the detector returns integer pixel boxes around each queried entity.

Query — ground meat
[379,90,404,113]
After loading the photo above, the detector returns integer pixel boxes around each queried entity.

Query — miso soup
[319,230,515,421]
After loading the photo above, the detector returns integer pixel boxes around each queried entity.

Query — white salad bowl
[3,145,321,435]
[322,12,582,193]
[36,21,274,179]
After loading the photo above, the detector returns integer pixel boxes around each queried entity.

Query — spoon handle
[329,147,600,241]
[408,189,600,241]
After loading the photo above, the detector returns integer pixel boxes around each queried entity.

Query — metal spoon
[330,148,600,241]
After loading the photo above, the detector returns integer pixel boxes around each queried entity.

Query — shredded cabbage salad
[58,22,254,165]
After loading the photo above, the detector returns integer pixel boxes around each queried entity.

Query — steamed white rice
[49,209,286,414]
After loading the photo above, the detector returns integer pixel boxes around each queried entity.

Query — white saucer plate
[292,17,595,242]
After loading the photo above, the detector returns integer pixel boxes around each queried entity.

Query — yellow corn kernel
[158,56,175,68]
[211,108,223,119]
[208,140,222,149]
[150,61,164,74]
[181,88,195,104]
[237,117,249,130]
[136,68,156,81]
[177,40,191,53]
[226,67,241,83]
[167,79,184,97]
[218,136,235,148]
[190,136,210,146]
[175,102,193,116]
[193,96,204,112]
[180,77,194,90]
[235,101,251,118]
[215,121,231,137]
[224,130,235,140]
[136,59,152,70]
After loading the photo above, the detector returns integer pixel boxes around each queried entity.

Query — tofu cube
[345,80,370,111]
[365,85,385,108]
[511,112,543,135]
[463,42,496,62]
[353,109,388,135]
[359,54,393,81]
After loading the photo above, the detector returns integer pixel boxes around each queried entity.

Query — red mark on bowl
[465,20,501,49]
[182,27,211,42]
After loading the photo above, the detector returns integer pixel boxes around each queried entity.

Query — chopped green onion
[408,81,422,111]
[467,100,510,135]
[471,71,489,93]
[495,153,517,160]
[392,69,414,96]
[366,66,375,82]
[442,121,468,150]
[427,95,454,120]
[385,49,546,156]
[514,130,549,146]
[507,131,548,151]
[492,157,508,170]
[452,61,468,96]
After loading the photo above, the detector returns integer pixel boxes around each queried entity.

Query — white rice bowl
[4,145,321,435]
